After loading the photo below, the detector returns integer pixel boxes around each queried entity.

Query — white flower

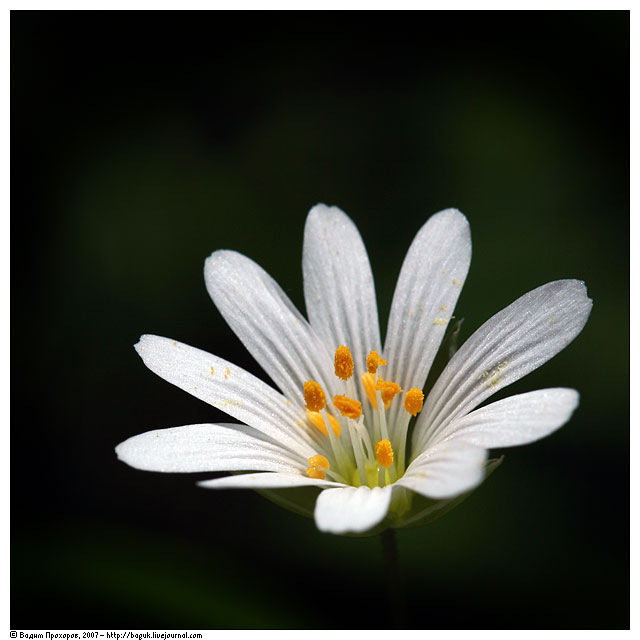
[117,205,592,535]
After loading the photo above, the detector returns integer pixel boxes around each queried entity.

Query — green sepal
[391,455,504,530]
[447,317,465,359]
[249,456,504,536]
[254,485,320,519]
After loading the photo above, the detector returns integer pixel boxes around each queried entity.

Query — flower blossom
[117,205,592,535]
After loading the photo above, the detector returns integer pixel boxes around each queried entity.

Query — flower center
[302,346,424,488]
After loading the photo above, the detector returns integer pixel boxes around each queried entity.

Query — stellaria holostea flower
[117,205,592,535]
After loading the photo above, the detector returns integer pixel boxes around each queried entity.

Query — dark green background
[12,11,629,629]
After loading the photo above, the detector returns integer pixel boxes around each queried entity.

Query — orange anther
[366,350,387,374]
[307,410,341,438]
[306,467,326,480]
[334,345,354,380]
[361,372,378,408]
[376,377,403,409]
[404,388,424,416]
[375,439,394,468]
[332,395,362,420]
[304,380,326,412]
[308,454,330,470]
[306,454,330,480]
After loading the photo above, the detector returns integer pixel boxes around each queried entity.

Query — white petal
[198,472,342,489]
[397,439,487,499]
[433,388,579,448]
[302,204,381,394]
[116,423,304,473]
[383,209,471,434]
[413,279,592,452]
[204,250,338,405]
[314,485,392,534]
[135,335,318,458]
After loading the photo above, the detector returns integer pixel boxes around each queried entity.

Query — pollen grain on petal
[376,377,403,409]
[334,345,354,380]
[307,410,341,437]
[404,388,424,416]
[366,350,387,374]
[333,395,362,420]
[304,379,326,412]
[375,439,394,468]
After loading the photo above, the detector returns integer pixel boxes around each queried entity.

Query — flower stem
[380,528,404,628]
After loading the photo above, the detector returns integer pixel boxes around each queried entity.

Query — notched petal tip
[430,207,470,229]
[307,202,347,218]
[203,248,244,277]
[433,206,466,219]
[133,334,178,366]
[550,278,594,327]
[134,333,154,349]
[573,279,594,307]
[305,203,353,235]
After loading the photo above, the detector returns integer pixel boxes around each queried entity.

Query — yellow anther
[306,454,330,480]
[366,350,387,374]
[334,345,354,380]
[375,439,394,468]
[361,372,378,408]
[307,410,341,437]
[404,387,424,416]
[304,380,326,412]
[376,377,403,409]
[308,454,329,470]
[306,467,326,480]
[333,395,362,420]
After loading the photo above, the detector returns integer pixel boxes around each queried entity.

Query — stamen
[322,410,353,480]
[334,345,354,380]
[375,439,394,468]
[361,372,378,407]
[306,454,330,480]
[346,421,367,486]
[404,387,424,416]
[304,379,326,412]
[307,410,341,437]
[366,350,387,374]
[308,454,329,470]
[375,390,390,442]
[333,395,362,420]
[376,377,403,409]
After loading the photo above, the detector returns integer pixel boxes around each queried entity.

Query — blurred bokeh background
[12,10,629,629]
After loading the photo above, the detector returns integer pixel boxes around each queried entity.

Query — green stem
[381,528,404,628]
